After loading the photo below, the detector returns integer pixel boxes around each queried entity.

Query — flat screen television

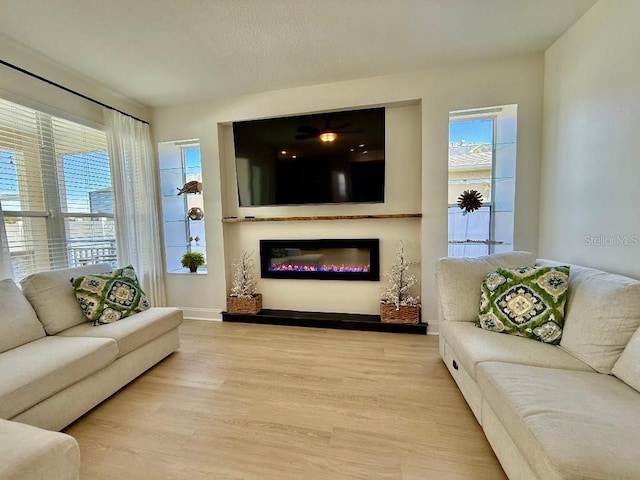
[232,107,385,206]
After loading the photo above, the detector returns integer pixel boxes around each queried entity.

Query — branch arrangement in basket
[380,241,420,310]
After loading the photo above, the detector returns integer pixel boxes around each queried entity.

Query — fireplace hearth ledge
[222,309,427,334]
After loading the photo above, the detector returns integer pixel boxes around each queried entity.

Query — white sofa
[436,252,640,480]
[0,264,183,480]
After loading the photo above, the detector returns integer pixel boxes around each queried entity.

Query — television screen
[232,107,385,206]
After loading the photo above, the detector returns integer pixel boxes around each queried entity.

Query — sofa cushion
[559,264,640,374]
[20,263,113,335]
[612,325,640,392]
[436,251,536,323]
[71,265,150,325]
[0,418,80,480]
[0,336,118,419]
[0,278,45,353]
[476,265,569,344]
[478,362,640,480]
[58,307,182,357]
[441,321,592,380]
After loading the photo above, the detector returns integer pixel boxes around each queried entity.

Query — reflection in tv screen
[232,107,385,206]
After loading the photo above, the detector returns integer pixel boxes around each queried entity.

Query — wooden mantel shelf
[222,213,422,223]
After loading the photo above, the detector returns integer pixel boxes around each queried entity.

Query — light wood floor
[64,320,507,479]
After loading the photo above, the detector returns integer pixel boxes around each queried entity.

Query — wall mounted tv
[232,107,385,207]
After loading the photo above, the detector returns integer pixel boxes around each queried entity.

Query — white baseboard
[179,307,222,321]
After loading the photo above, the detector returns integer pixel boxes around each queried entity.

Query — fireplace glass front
[260,239,380,281]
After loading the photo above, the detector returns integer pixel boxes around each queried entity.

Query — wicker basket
[380,303,420,324]
[227,294,262,315]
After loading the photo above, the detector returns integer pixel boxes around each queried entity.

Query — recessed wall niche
[448,105,517,258]
[218,102,423,315]
[158,139,207,273]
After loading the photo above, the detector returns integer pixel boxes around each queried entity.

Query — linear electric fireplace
[260,239,380,281]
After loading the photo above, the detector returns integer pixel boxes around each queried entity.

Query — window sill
[167,268,208,275]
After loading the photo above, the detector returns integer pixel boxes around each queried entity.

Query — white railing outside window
[448,206,491,257]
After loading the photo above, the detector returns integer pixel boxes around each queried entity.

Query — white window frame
[0,98,116,279]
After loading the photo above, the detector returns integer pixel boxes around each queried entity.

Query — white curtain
[0,203,13,280]
[104,109,166,306]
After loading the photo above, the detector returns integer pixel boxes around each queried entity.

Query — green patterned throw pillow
[71,265,150,326]
[476,265,570,344]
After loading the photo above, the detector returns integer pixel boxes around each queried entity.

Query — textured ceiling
[0,0,597,107]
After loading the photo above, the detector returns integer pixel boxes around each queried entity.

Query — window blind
[0,97,116,280]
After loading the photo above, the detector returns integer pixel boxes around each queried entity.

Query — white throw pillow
[612,326,640,392]
[559,265,640,374]
[20,264,113,335]
[436,251,536,323]
[0,278,45,352]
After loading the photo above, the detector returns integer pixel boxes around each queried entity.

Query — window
[158,140,206,273]
[448,106,517,257]
[0,98,116,280]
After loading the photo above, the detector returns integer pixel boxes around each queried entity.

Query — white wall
[0,35,148,125]
[153,54,544,331]
[540,0,640,279]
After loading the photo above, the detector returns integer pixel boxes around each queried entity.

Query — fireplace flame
[269,263,370,273]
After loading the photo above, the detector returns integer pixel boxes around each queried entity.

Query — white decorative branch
[229,250,258,298]
[380,241,420,309]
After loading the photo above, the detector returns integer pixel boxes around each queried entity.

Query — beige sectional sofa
[436,252,640,480]
[0,264,183,480]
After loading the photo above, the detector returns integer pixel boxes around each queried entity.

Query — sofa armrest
[0,419,80,480]
[436,251,536,323]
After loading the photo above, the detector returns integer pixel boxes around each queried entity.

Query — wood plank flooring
[64,320,507,479]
